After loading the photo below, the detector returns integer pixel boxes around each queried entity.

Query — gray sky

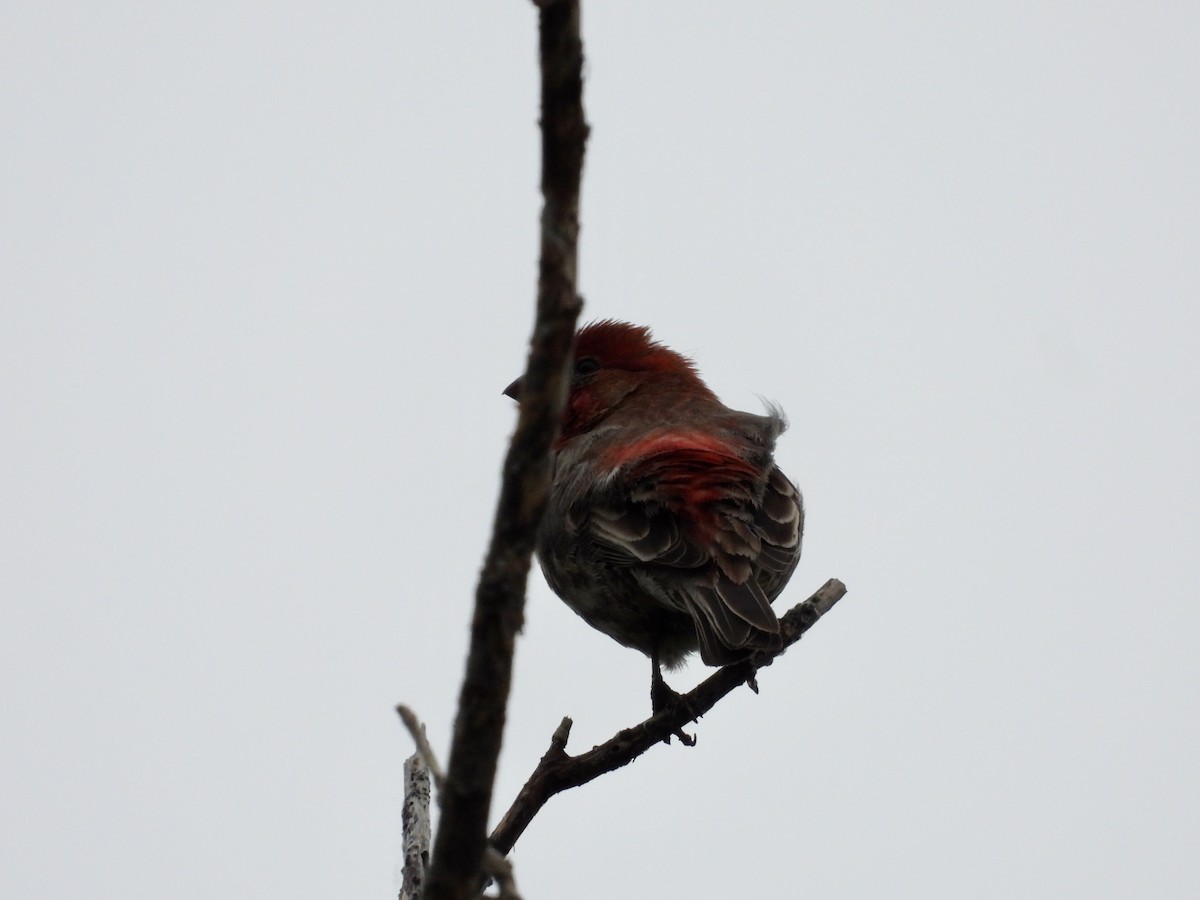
[3,2,1198,898]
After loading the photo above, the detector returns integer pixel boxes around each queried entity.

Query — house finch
[505,320,804,719]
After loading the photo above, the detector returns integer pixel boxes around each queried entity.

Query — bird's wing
[579,437,803,664]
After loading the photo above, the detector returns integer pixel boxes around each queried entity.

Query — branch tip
[551,716,573,748]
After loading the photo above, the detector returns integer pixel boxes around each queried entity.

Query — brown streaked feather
[576,437,802,662]
[712,574,780,634]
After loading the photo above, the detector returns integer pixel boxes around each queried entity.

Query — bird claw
[670,727,697,747]
[651,668,698,747]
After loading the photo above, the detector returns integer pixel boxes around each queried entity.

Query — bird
[504,320,803,727]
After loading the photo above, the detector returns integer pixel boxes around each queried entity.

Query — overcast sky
[3,3,1199,898]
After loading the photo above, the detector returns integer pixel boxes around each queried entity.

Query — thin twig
[397,704,445,789]
[489,578,847,855]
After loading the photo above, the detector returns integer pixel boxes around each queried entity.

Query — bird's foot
[651,668,697,747]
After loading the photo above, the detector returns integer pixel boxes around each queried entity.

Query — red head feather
[573,320,703,378]
[555,321,718,443]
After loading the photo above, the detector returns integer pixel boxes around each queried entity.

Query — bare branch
[422,2,588,897]
[397,704,445,790]
[396,707,525,899]
[399,753,431,900]
[489,578,848,855]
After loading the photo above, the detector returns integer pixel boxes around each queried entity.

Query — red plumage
[506,320,804,706]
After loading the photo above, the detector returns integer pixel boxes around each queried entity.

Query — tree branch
[399,752,430,900]
[422,2,588,898]
[489,578,847,856]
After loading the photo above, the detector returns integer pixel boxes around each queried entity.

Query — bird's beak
[502,376,524,402]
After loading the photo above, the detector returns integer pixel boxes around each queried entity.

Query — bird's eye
[574,357,600,376]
